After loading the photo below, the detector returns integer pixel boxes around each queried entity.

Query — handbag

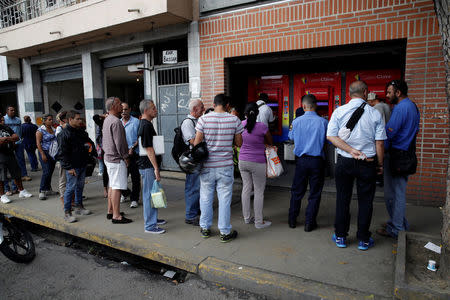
[151,180,167,208]
[265,146,283,178]
[48,139,59,159]
[389,137,417,176]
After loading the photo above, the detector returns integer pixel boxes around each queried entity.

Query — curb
[198,257,389,300]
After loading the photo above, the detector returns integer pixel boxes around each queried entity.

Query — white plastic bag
[265,146,283,178]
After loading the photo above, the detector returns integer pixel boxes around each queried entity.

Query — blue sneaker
[332,234,347,248]
[145,227,166,234]
[157,219,167,225]
[358,237,374,251]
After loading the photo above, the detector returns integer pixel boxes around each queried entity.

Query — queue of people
[0,79,419,248]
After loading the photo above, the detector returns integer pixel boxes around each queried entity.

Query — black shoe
[112,216,133,224]
[304,223,318,232]
[185,218,199,226]
[106,212,125,220]
[220,230,238,243]
[288,220,297,228]
[200,228,211,238]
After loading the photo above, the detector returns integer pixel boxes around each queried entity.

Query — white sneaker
[19,189,33,198]
[130,201,138,208]
[255,221,272,229]
[1,195,11,204]
[120,195,128,203]
[39,192,47,200]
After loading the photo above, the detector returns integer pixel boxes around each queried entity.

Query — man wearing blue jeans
[58,110,95,223]
[194,94,244,242]
[137,99,166,234]
[377,80,420,239]
[181,99,205,226]
[4,106,31,195]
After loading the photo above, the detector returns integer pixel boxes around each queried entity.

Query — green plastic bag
[151,180,167,208]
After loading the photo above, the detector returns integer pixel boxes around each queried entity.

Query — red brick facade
[198,0,448,206]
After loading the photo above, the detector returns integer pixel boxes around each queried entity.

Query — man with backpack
[178,99,205,226]
[327,81,386,251]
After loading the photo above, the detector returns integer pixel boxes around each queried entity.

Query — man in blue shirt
[327,81,386,251]
[4,106,31,195]
[121,102,141,208]
[288,94,328,232]
[377,80,420,239]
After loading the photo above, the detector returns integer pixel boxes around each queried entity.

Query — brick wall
[199,0,448,206]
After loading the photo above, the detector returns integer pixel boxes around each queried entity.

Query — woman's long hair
[244,102,259,134]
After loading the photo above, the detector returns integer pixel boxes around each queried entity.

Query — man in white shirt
[181,99,204,226]
[256,93,275,127]
[327,81,386,251]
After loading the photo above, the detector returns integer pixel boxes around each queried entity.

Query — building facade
[198,0,448,206]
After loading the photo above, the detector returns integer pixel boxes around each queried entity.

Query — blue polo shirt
[121,116,140,153]
[385,98,420,151]
[288,111,328,158]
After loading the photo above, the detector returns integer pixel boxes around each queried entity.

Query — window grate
[157,67,188,86]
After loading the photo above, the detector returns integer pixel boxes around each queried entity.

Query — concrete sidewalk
[0,170,442,299]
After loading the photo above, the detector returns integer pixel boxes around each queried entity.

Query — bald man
[327,81,386,251]
[181,99,204,225]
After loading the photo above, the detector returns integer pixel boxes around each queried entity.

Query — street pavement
[0,236,262,300]
[0,168,442,299]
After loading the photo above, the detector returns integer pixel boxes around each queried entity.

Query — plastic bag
[265,146,283,178]
[151,180,167,208]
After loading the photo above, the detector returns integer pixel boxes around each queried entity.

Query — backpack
[171,118,196,165]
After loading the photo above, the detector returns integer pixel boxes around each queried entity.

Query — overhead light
[50,31,61,35]
[261,75,283,79]
[136,78,140,82]
[128,9,140,13]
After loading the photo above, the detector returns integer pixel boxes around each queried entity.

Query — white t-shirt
[256,100,275,126]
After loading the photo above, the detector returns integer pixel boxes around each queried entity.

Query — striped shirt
[196,112,244,168]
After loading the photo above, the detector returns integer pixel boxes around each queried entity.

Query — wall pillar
[188,21,201,99]
[82,51,104,142]
[16,58,43,123]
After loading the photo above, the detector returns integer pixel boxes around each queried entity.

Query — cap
[367,92,377,101]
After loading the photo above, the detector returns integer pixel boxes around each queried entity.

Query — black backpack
[171,118,196,165]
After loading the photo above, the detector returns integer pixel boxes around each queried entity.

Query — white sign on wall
[163,50,177,64]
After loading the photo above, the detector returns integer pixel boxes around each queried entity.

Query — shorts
[105,160,128,190]
[0,157,22,182]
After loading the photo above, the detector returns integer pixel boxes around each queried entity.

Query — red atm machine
[247,75,290,142]
[345,69,402,103]
[293,72,342,120]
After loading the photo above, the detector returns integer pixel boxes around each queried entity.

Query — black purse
[389,136,417,176]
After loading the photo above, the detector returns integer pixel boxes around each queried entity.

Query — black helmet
[191,142,208,163]
[179,151,202,174]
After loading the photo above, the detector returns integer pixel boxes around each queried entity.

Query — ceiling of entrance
[105,65,143,84]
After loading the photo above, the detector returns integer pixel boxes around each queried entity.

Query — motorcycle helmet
[179,151,202,174]
[191,141,209,163]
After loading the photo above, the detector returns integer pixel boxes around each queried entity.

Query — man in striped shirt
[194,94,244,242]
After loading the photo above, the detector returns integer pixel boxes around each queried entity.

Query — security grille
[157,66,188,86]
[0,0,85,29]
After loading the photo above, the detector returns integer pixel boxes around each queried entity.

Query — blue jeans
[38,150,56,192]
[64,167,86,212]
[15,143,27,177]
[139,168,158,231]
[384,154,409,237]
[98,160,105,174]
[199,166,234,235]
[24,145,39,170]
[3,180,16,192]
[185,172,200,220]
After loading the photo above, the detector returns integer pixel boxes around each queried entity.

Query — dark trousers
[334,155,377,242]
[121,154,141,202]
[289,156,325,225]
[24,144,39,170]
